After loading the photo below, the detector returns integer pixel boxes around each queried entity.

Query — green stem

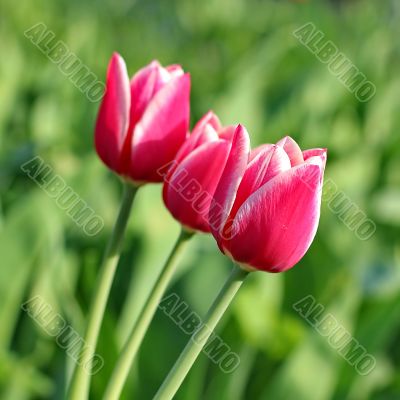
[67,182,138,400]
[103,229,194,400]
[153,264,249,400]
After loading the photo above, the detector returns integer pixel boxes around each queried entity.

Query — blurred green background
[1,0,400,398]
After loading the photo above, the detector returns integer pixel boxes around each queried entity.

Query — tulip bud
[95,53,190,184]
[210,135,327,273]
[163,113,250,233]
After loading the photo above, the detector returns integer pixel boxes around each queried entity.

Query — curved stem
[103,229,194,400]
[67,182,138,400]
[153,264,249,400]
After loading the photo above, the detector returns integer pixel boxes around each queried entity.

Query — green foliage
[1,0,399,398]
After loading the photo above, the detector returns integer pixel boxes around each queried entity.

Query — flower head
[95,53,190,184]
[163,113,249,233]
[210,135,326,273]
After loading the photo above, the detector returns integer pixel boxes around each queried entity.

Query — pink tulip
[210,136,327,273]
[95,53,190,184]
[162,113,249,233]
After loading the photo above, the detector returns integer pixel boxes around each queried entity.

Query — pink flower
[95,53,190,184]
[162,113,249,233]
[210,136,327,273]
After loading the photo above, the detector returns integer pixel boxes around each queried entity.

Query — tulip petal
[225,163,323,272]
[229,145,291,219]
[166,64,184,78]
[117,62,163,173]
[218,125,236,141]
[276,136,304,166]
[176,111,220,162]
[192,111,221,137]
[94,53,130,172]
[163,140,230,232]
[249,144,274,162]
[129,61,160,128]
[303,148,327,169]
[209,125,250,240]
[163,113,220,184]
[129,73,191,182]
